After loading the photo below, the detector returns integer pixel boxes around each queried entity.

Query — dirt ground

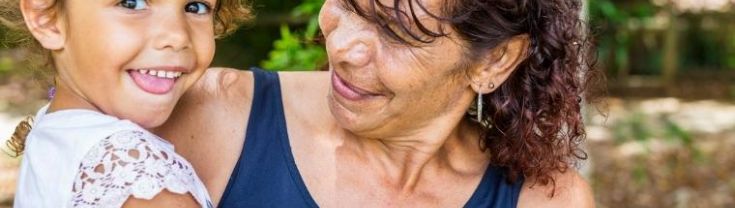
[586,98,735,207]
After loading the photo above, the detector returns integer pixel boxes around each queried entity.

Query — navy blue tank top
[218,68,524,208]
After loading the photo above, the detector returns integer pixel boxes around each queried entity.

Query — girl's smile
[129,67,189,95]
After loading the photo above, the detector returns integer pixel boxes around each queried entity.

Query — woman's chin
[328,99,384,136]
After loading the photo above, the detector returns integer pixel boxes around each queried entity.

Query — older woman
[156,0,597,207]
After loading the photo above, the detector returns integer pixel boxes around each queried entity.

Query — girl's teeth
[136,69,182,79]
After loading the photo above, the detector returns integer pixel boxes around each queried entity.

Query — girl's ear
[20,0,65,50]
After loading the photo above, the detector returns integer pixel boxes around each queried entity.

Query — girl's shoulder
[30,105,212,207]
[69,129,212,207]
[19,106,212,207]
[28,106,145,154]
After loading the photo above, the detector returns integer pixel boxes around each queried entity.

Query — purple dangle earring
[47,87,56,100]
[48,78,57,100]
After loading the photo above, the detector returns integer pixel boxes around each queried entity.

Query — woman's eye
[185,2,211,14]
[119,0,148,10]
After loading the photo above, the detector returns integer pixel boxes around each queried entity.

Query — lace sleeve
[69,130,207,208]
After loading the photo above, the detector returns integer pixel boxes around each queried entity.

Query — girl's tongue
[129,70,176,95]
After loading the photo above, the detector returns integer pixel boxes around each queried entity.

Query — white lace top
[14,105,212,208]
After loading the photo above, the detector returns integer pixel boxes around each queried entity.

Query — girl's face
[49,0,216,128]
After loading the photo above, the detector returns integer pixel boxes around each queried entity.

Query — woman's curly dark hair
[343,0,603,191]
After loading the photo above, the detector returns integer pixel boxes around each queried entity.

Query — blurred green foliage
[589,0,654,76]
[589,0,735,76]
[0,57,13,73]
[261,0,327,71]
[0,29,20,77]
[612,111,702,161]
[613,111,652,143]
[209,0,303,69]
[613,111,689,144]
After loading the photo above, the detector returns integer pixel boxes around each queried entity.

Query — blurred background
[1,0,734,207]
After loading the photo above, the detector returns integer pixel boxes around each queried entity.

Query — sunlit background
[1,0,734,207]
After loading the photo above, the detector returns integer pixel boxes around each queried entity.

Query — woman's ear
[20,0,65,50]
[469,35,529,94]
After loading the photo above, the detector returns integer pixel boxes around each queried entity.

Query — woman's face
[320,0,477,137]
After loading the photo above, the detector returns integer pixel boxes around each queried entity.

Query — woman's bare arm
[518,170,595,208]
[122,191,200,208]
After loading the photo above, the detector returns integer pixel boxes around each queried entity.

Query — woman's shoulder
[278,70,331,99]
[192,67,255,101]
[195,68,329,100]
[278,71,335,131]
[160,67,254,141]
[156,68,257,204]
[175,68,331,128]
[517,169,595,208]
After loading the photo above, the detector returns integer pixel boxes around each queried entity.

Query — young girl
[2,0,250,207]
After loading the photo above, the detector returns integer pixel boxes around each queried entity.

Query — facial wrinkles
[325,0,475,135]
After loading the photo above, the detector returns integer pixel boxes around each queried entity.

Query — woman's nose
[332,37,373,68]
[321,0,376,69]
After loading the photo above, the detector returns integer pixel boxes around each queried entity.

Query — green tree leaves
[261,0,327,71]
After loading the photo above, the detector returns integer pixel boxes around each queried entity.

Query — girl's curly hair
[1,0,252,156]
[343,0,604,192]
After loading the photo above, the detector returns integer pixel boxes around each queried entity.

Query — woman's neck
[343,117,488,194]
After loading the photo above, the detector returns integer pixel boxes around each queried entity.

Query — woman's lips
[129,70,179,95]
[332,72,379,101]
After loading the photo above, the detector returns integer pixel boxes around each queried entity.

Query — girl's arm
[70,130,211,207]
[122,190,199,208]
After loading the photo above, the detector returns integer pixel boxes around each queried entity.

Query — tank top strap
[464,166,524,208]
[218,67,318,208]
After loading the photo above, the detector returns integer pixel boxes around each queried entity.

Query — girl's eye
[185,2,211,14]
[119,0,148,10]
